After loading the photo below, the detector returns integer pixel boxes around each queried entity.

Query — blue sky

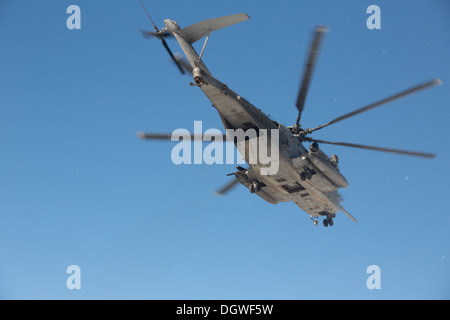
[0,0,449,299]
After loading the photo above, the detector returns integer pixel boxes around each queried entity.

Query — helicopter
[136,2,441,227]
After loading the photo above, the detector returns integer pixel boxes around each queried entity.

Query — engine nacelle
[234,170,278,204]
[234,170,250,187]
[193,67,204,85]
[308,152,348,189]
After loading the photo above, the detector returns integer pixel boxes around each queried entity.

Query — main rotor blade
[161,38,185,75]
[309,78,442,133]
[214,178,240,196]
[137,133,173,140]
[138,0,159,32]
[306,137,436,159]
[295,26,328,126]
[137,132,228,141]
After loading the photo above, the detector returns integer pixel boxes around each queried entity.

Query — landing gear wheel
[249,181,260,193]
[300,172,306,181]
[305,171,312,180]
[328,217,334,227]
[323,219,328,227]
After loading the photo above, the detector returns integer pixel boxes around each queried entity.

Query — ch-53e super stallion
[136,1,441,227]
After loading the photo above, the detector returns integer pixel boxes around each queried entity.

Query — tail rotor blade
[161,38,185,75]
[140,29,155,39]
[138,0,159,32]
[174,53,193,75]
[137,0,189,75]
[140,29,173,39]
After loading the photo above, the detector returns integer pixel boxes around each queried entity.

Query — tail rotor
[138,0,185,74]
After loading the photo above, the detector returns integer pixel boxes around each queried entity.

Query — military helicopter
[136,2,441,227]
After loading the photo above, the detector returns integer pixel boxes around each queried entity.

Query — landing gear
[305,170,312,180]
[300,168,314,181]
[323,216,334,227]
[311,215,334,227]
[249,181,261,193]
[310,216,319,226]
[300,172,306,181]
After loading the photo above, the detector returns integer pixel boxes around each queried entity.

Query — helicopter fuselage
[170,24,350,223]
[141,12,438,226]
